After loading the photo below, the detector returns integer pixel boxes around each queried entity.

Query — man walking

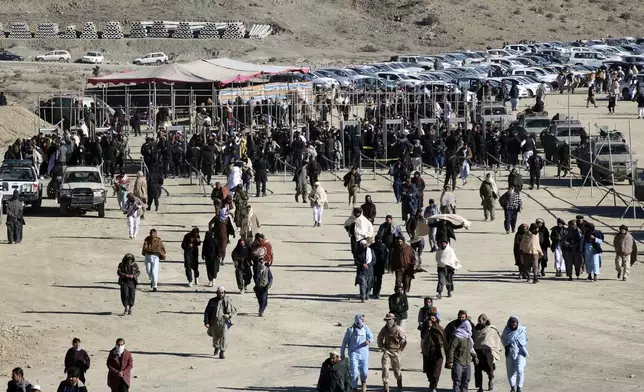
[614,225,634,281]
[499,185,522,234]
[204,286,237,359]
[5,190,24,244]
[377,313,407,392]
[141,229,166,292]
[370,235,389,299]
[6,367,33,392]
[64,338,91,383]
[354,239,374,302]
[446,320,478,392]
[479,173,498,221]
[341,314,373,392]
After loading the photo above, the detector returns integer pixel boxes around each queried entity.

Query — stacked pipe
[34,22,59,38]
[8,22,31,39]
[129,21,147,38]
[221,21,245,39]
[148,21,168,38]
[172,22,193,39]
[60,25,77,39]
[248,24,272,39]
[197,22,220,39]
[102,21,124,39]
[79,22,98,39]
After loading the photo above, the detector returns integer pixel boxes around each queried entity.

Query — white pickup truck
[58,166,107,217]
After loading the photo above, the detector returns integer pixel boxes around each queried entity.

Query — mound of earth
[0,106,52,147]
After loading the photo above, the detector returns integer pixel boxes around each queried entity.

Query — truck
[0,160,43,209]
[58,166,107,217]
[540,120,587,161]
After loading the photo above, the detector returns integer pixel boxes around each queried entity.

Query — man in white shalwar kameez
[227,165,242,198]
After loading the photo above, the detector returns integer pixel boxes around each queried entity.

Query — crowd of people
[2,76,639,392]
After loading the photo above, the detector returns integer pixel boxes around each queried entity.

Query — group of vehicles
[1,160,107,217]
[267,37,644,98]
[0,49,171,65]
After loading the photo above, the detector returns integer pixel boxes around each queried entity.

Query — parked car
[80,51,104,64]
[35,50,71,62]
[353,77,397,91]
[133,52,168,65]
[578,140,636,183]
[0,49,24,61]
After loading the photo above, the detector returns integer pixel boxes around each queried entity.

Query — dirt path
[2,93,644,391]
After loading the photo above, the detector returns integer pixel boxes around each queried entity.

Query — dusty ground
[0,92,643,391]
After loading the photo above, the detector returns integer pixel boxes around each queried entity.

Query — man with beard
[520,223,543,283]
[360,195,377,223]
[354,239,374,303]
[344,208,375,257]
[377,313,407,392]
[204,286,237,359]
[341,314,373,392]
[391,237,416,293]
[446,317,478,392]
[317,351,352,392]
[307,157,321,187]
[377,215,402,265]
[293,163,308,203]
[535,219,550,276]
[370,235,389,299]
[561,220,583,281]
[343,166,361,207]
[6,367,33,392]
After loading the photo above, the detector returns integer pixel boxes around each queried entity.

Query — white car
[133,52,168,65]
[35,50,71,63]
[81,51,104,64]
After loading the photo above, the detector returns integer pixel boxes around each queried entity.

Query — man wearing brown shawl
[421,314,445,392]
[391,237,415,292]
[520,223,543,283]
[473,314,502,392]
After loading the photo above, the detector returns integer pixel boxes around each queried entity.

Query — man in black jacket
[317,352,352,392]
[201,141,216,185]
[370,235,389,299]
[63,338,91,383]
[254,155,268,197]
[147,167,163,211]
[6,367,33,392]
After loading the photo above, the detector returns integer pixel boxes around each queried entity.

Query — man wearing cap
[377,313,407,392]
[341,314,374,392]
[614,224,634,281]
[204,286,237,359]
[354,239,374,302]
[317,351,352,392]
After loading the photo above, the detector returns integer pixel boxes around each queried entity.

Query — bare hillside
[0,0,642,63]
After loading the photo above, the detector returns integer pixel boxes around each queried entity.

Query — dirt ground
[1,92,644,392]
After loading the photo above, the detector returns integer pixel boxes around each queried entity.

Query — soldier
[378,313,408,392]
